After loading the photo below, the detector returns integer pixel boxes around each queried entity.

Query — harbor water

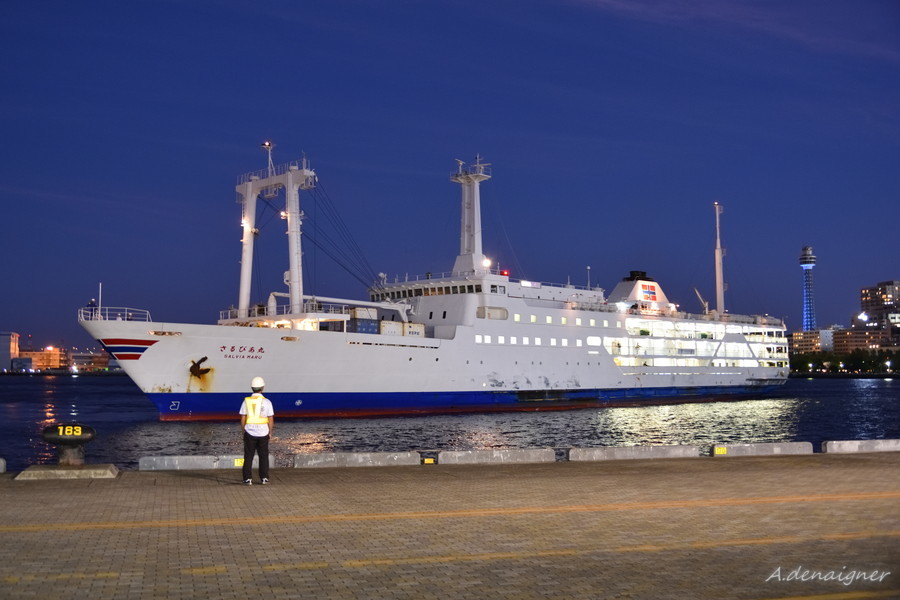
[0,375,897,472]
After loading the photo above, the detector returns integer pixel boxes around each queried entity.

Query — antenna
[261,141,280,198]
[261,141,276,176]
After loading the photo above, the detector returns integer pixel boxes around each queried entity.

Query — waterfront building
[69,349,111,372]
[831,329,890,354]
[789,328,837,354]
[861,280,899,313]
[17,346,70,371]
[858,281,900,332]
[0,332,19,371]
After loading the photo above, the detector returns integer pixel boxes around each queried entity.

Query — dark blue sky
[2,0,898,348]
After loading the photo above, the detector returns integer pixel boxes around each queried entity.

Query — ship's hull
[81,316,787,421]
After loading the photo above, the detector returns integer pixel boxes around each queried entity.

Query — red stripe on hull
[113,353,143,360]
[102,339,157,347]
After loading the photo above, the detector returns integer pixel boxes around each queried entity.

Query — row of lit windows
[476,333,782,362]
[475,334,582,347]
[511,313,619,328]
[371,284,484,302]
[506,313,786,346]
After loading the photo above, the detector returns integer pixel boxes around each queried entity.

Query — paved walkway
[1,453,898,599]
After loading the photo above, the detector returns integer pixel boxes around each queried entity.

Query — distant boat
[79,152,788,420]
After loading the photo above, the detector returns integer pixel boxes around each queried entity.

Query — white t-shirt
[239,394,275,437]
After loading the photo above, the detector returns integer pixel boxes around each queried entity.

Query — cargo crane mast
[236,143,316,317]
[451,156,492,276]
[714,202,726,314]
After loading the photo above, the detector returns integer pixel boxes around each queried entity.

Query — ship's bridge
[369,270,608,305]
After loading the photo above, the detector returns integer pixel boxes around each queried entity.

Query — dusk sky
[2,0,898,349]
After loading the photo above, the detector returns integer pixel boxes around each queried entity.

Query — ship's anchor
[190,356,211,378]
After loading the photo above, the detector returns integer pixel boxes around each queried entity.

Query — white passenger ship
[79,152,788,420]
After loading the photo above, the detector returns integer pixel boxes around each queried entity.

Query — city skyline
[2,0,898,346]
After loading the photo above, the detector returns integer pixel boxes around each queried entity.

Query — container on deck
[403,323,425,337]
[379,321,403,336]
[346,319,378,334]
[350,307,377,320]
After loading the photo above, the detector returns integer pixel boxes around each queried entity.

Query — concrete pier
[711,442,814,457]
[569,444,699,461]
[1,452,897,599]
[822,439,900,453]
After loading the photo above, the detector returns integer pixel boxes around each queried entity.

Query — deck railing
[77,307,152,322]
[219,301,350,321]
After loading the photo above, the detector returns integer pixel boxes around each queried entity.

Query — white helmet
[250,376,265,390]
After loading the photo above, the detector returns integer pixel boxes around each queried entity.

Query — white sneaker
[243,479,252,486]
[261,478,270,485]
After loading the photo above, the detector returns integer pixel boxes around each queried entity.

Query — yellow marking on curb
[753,590,900,600]
[617,529,900,553]
[342,548,579,568]
[2,490,898,533]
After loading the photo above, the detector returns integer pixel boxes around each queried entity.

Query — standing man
[239,376,274,485]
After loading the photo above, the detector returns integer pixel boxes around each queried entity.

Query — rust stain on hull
[188,356,215,392]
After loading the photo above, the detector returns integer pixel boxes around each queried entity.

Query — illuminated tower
[799,246,817,331]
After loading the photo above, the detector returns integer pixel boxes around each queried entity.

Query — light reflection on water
[590,399,802,447]
[0,376,898,470]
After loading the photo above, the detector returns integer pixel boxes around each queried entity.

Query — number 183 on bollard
[42,423,96,466]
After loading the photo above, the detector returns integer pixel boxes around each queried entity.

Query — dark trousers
[242,431,270,481]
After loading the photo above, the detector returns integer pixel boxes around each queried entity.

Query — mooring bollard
[42,423,96,466]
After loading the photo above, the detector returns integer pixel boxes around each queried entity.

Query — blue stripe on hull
[150,384,785,421]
